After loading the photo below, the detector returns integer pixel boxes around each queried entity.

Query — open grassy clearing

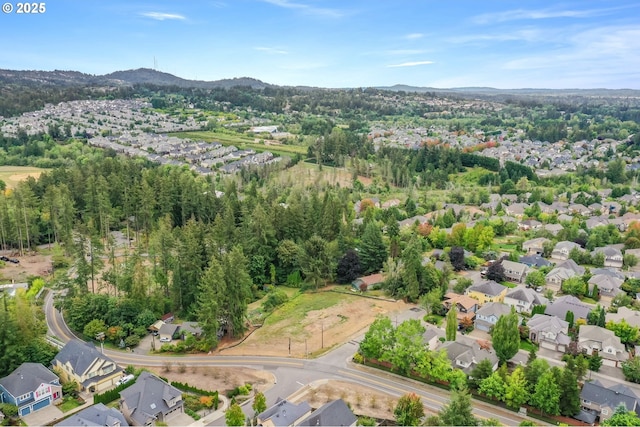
[169,130,307,157]
[0,165,47,189]
[221,287,408,358]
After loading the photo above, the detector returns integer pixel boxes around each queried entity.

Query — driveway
[22,405,64,426]
[168,411,195,426]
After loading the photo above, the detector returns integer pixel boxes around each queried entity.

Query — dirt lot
[141,365,275,395]
[220,292,410,358]
[0,251,53,283]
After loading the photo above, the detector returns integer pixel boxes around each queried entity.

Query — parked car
[159,337,171,343]
[116,374,135,386]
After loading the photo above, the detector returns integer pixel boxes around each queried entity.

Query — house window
[602,409,609,416]
[19,393,30,401]
[583,400,591,405]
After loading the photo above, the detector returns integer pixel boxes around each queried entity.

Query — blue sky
[1,0,639,89]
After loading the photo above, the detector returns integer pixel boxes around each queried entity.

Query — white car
[116,374,134,386]
[159,337,172,343]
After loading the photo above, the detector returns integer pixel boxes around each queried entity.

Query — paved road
[43,290,531,425]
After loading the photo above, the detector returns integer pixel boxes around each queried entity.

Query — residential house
[578,325,628,367]
[148,320,164,334]
[465,280,508,305]
[55,403,128,427]
[592,246,624,269]
[440,336,500,374]
[544,295,592,321]
[158,323,180,342]
[527,314,571,352]
[588,274,624,297]
[119,371,184,426]
[569,203,591,216]
[580,380,640,424]
[52,340,122,393]
[546,259,585,287]
[522,237,550,255]
[551,241,583,261]
[504,286,548,314]
[161,313,174,323]
[519,254,552,268]
[423,324,446,350]
[257,398,312,427]
[474,302,512,332]
[179,321,202,339]
[606,306,640,329]
[543,223,564,236]
[443,293,479,325]
[519,219,542,231]
[586,216,610,229]
[505,203,528,217]
[0,363,62,417]
[351,273,385,291]
[501,260,529,283]
[297,399,357,427]
[557,213,574,223]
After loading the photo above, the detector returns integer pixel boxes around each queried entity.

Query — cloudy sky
[1,0,639,89]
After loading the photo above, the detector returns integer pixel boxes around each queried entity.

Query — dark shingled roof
[119,371,182,426]
[52,340,118,377]
[297,399,357,426]
[55,403,129,426]
[581,380,639,415]
[0,363,58,398]
[258,398,311,427]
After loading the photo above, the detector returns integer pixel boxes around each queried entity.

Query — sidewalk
[189,393,230,426]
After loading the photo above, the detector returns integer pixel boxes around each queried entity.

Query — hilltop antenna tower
[153,57,158,70]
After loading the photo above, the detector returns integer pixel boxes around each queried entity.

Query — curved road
[44,290,530,425]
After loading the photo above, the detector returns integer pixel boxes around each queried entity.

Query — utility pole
[321,321,324,349]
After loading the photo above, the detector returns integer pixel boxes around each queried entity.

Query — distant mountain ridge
[0,68,270,89]
[1,68,639,96]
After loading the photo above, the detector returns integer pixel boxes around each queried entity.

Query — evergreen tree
[558,368,581,416]
[438,387,478,426]
[221,247,253,338]
[196,257,222,349]
[602,404,640,426]
[449,246,465,271]
[492,308,520,364]
[446,305,458,341]
[225,402,246,426]
[359,222,388,274]
[468,358,495,390]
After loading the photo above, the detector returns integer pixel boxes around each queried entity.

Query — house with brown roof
[351,273,385,291]
[522,237,550,255]
[443,292,478,325]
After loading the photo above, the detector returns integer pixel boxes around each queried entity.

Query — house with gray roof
[0,363,62,417]
[465,280,508,305]
[179,321,202,339]
[580,380,640,423]
[504,286,548,313]
[544,295,592,321]
[551,241,583,261]
[474,302,512,332]
[440,336,499,373]
[543,223,564,236]
[606,306,640,329]
[588,273,624,297]
[545,259,585,286]
[257,398,312,427]
[519,254,551,268]
[119,371,184,426]
[52,340,122,393]
[522,237,550,255]
[578,325,628,367]
[158,323,180,342]
[423,324,446,350]
[297,399,356,427]
[55,403,128,427]
[592,246,624,269]
[501,260,529,283]
[527,314,570,352]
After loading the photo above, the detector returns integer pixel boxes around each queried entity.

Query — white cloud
[405,33,424,40]
[255,46,289,55]
[387,61,434,68]
[472,6,627,24]
[140,12,186,21]
[386,49,427,56]
[261,0,344,18]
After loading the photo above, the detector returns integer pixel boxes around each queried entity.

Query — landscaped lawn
[519,340,537,352]
[57,397,83,412]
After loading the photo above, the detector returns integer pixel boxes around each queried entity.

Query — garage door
[20,406,30,416]
[33,397,51,411]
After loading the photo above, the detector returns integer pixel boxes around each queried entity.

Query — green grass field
[169,130,308,158]
[0,165,47,189]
